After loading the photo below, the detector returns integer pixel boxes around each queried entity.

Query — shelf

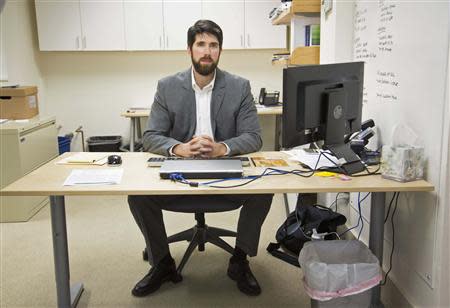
[272,46,320,66]
[272,0,321,25]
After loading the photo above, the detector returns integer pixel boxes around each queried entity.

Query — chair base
[143,221,237,275]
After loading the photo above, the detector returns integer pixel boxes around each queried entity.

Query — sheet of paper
[56,153,108,165]
[282,149,340,170]
[63,169,123,186]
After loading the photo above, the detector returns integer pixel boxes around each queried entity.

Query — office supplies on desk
[159,158,243,179]
[56,153,107,165]
[63,169,123,186]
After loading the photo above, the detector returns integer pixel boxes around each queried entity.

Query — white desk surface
[1,152,434,197]
[121,106,282,118]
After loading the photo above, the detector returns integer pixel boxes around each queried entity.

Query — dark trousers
[128,194,273,266]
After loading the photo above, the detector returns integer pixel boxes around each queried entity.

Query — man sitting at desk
[128,20,273,297]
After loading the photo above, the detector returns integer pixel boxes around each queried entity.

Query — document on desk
[63,169,123,186]
[283,149,340,170]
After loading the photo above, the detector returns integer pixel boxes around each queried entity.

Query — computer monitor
[282,62,365,175]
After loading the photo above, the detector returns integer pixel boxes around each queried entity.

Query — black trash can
[87,136,122,152]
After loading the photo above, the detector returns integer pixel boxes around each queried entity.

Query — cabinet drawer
[19,122,58,175]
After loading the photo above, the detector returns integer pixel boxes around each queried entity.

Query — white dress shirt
[169,68,230,156]
[192,68,215,138]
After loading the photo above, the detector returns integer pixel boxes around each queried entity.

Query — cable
[339,192,370,237]
[384,192,398,223]
[331,192,342,211]
[167,150,378,189]
[381,192,400,286]
[351,164,381,177]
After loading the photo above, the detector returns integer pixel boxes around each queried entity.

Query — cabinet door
[79,0,126,50]
[35,1,83,51]
[202,0,245,49]
[163,0,201,50]
[124,0,165,50]
[244,0,286,49]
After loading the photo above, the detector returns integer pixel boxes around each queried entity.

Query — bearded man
[128,20,273,297]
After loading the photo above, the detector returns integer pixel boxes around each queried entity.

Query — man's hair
[187,20,223,50]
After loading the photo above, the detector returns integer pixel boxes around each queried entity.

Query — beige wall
[0,0,44,92]
[38,50,282,151]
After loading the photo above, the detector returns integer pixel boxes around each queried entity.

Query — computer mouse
[107,155,122,166]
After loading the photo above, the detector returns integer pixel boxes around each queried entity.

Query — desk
[1,152,433,308]
[121,105,283,152]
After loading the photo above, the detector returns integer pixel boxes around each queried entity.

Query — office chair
[143,205,239,275]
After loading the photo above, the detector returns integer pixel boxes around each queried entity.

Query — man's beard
[192,55,219,76]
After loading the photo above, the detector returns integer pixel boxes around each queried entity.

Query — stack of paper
[283,149,340,170]
[57,153,108,165]
[63,169,123,186]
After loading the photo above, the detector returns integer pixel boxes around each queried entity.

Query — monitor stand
[323,89,366,175]
[325,143,366,175]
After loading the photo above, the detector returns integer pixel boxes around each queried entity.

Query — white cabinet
[244,0,286,49]
[35,0,285,51]
[124,0,165,50]
[163,0,201,50]
[202,0,245,49]
[0,116,58,222]
[79,1,125,50]
[35,0,125,51]
[35,1,82,51]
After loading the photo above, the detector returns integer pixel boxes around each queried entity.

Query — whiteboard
[353,2,449,288]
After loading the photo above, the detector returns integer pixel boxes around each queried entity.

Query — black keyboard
[147,156,251,167]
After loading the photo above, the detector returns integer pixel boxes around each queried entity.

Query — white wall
[321,1,450,307]
[3,0,283,151]
[437,45,450,307]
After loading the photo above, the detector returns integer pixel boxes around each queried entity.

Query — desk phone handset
[258,88,280,106]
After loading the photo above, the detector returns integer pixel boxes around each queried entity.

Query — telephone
[258,88,280,106]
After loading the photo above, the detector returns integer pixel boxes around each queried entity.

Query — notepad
[63,169,123,186]
[56,153,108,165]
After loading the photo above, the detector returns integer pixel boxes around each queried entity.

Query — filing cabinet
[0,116,58,222]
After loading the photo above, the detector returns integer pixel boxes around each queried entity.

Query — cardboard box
[0,86,39,119]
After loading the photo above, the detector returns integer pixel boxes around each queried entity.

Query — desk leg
[275,114,281,151]
[369,192,386,308]
[50,196,84,308]
[136,118,142,143]
[130,118,135,152]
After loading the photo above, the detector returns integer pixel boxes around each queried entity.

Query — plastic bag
[299,240,381,301]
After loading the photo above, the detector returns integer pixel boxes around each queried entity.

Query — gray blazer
[143,68,262,156]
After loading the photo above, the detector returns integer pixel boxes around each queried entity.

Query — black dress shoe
[132,259,182,297]
[227,259,261,296]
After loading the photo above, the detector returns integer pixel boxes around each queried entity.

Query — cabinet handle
[159,36,162,48]
[247,34,250,48]
[82,36,86,49]
[76,36,80,50]
[20,137,26,143]
[240,35,243,48]
[166,36,169,49]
